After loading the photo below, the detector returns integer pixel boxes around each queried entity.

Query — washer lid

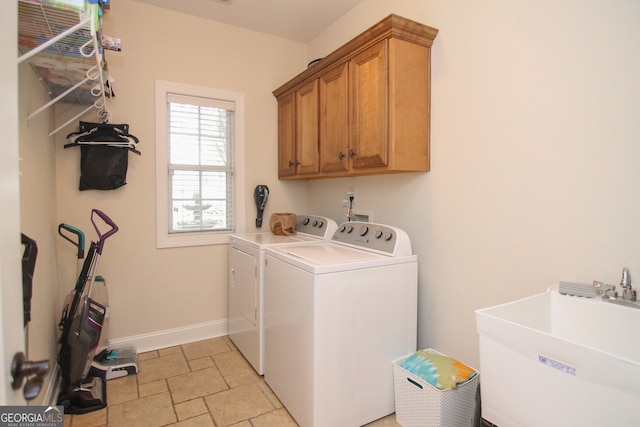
[266,242,416,274]
[230,232,317,249]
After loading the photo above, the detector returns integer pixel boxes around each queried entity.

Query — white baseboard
[106,319,229,353]
[44,365,61,406]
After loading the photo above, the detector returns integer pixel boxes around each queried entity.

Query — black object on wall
[21,233,38,327]
[254,185,269,228]
[65,121,141,191]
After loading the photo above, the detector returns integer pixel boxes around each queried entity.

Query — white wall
[305,0,640,367]
[52,0,310,347]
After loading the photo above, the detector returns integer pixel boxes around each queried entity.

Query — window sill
[156,231,231,249]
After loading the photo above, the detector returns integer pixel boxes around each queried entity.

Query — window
[156,81,245,248]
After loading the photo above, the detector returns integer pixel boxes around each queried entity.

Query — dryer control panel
[331,221,413,257]
[295,215,338,239]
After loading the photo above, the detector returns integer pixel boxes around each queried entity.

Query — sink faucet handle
[593,280,617,298]
[620,267,631,289]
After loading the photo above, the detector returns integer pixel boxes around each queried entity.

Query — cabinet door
[319,63,349,173]
[295,80,320,175]
[277,92,296,178]
[349,40,388,170]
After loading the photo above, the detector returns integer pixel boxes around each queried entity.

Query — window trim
[155,80,246,248]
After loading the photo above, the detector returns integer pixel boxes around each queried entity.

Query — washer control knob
[359,225,369,236]
[312,220,318,227]
[346,225,354,233]
[317,220,324,228]
[303,217,310,226]
[339,225,347,233]
[375,230,383,239]
[384,232,393,241]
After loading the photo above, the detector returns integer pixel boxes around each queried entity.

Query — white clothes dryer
[228,215,337,374]
[263,221,418,427]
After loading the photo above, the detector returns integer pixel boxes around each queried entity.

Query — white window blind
[155,80,245,248]
[167,93,235,233]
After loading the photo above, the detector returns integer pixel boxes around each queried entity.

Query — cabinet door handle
[289,160,295,167]
[349,149,357,158]
[338,151,345,160]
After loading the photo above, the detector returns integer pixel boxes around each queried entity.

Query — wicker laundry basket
[269,213,296,235]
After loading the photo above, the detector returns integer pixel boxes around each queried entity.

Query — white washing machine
[263,221,418,427]
[228,215,337,375]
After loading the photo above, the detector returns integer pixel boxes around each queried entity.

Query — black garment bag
[65,121,141,191]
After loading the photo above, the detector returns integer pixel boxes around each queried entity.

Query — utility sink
[476,287,640,427]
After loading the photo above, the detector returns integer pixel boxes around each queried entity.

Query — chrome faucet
[597,267,638,308]
[619,267,635,302]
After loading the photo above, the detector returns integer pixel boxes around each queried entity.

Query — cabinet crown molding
[273,14,438,98]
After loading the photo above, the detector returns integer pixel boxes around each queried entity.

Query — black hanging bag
[79,144,128,190]
[65,121,141,191]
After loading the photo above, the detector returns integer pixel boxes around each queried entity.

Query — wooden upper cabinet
[349,40,388,170]
[276,81,319,178]
[273,14,438,180]
[295,80,320,176]
[277,92,296,178]
[319,63,349,173]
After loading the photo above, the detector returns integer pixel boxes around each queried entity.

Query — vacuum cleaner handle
[91,209,118,255]
[58,223,85,260]
[21,233,37,327]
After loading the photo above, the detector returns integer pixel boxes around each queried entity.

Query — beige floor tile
[158,345,182,357]
[182,337,231,360]
[255,379,283,409]
[222,335,238,351]
[188,356,214,371]
[250,408,298,427]
[213,349,253,376]
[169,413,215,427]
[108,392,176,427]
[365,413,401,426]
[105,375,138,405]
[137,352,190,384]
[138,379,168,398]
[174,398,208,421]
[222,366,262,389]
[68,407,106,427]
[228,421,251,427]
[204,382,275,427]
[167,367,228,403]
[137,350,158,361]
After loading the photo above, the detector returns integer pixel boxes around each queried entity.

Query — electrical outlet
[347,187,356,203]
[342,188,356,207]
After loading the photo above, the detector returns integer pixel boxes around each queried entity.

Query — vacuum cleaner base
[58,376,107,415]
[90,347,139,380]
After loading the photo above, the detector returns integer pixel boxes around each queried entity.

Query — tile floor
[64,336,401,427]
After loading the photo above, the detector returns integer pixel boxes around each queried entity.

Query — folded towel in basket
[400,349,477,390]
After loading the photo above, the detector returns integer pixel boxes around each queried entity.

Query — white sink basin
[476,288,640,427]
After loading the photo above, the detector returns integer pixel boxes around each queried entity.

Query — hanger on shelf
[65,121,141,155]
